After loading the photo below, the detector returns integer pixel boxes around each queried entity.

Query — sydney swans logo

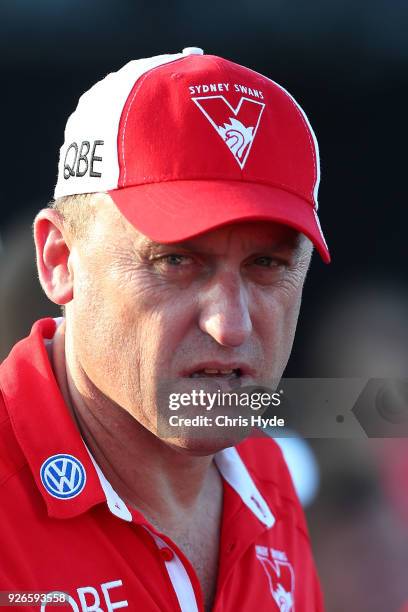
[192,95,265,169]
[255,546,295,611]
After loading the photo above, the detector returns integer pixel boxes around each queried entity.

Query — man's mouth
[189,368,242,379]
[179,361,255,382]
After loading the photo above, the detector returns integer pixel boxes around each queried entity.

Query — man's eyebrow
[272,233,309,253]
[133,237,167,255]
[232,232,309,255]
[134,237,205,255]
[134,232,310,255]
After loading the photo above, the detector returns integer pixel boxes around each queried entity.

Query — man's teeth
[190,368,237,378]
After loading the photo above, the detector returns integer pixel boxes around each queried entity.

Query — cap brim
[108,180,330,263]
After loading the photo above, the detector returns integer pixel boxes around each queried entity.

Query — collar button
[160,547,174,562]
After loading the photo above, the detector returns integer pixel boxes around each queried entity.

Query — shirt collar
[215,447,275,527]
[0,317,275,528]
[0,318,105,519]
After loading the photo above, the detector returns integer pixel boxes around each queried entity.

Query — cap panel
[117,55,317,206]
[117,55,242,187]
[54,53,184,199]
[261,74,320,209]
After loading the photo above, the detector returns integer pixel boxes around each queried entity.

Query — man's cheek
[279,302,302,359]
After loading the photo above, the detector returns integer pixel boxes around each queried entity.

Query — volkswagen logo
[40,454,86,499]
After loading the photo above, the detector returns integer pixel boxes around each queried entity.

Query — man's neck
[47,320,222,530]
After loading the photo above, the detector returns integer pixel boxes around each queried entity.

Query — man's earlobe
[33,209,74,306]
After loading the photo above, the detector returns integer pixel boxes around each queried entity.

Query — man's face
[66,194,312,453]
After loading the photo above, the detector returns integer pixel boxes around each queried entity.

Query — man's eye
[161,254,192,266]
[253,256,282,267]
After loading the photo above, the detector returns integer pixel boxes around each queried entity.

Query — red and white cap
[54,47,330,262]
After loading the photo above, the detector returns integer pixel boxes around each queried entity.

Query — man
[0,47,329,611]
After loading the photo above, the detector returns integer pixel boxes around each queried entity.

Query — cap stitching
[249,70,318,205]
[120,56,186,186]
[121,70,153,185]
[111,176,314,207]
[276,92,316,202]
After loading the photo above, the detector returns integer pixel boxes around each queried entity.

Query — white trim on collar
[215,446,275,528]
[85,445,132,522]
[84,439,274,528]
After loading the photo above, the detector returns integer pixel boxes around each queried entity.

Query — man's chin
[161,428,252,456]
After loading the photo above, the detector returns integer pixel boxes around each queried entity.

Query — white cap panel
[54,52,184,199]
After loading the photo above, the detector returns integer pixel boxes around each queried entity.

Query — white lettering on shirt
[40,579,128,611]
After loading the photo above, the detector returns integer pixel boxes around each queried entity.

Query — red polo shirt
[0,318,324,611]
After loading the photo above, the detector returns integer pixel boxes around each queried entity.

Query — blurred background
[0,1,407,610]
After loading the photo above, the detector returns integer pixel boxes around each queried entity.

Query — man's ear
[33,209,74,305]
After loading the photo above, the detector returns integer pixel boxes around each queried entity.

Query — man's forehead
[132,222,307,254]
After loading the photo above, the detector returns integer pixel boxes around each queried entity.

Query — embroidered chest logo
[192,96,265,169]
[40,454,86,499]
[256,546,295,611]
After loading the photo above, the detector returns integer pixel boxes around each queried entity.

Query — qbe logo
[40,454,86,499]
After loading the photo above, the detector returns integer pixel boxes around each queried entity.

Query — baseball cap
[54,47,330,263]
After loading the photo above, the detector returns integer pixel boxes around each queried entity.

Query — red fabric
[109,54,330,263]
[0,319,324,611]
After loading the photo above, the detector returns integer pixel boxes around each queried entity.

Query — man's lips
[179,362,256,379]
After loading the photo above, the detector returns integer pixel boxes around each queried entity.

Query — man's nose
[198,272,252,347]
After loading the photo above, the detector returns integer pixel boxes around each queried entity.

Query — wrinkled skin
[35,193,313,454]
